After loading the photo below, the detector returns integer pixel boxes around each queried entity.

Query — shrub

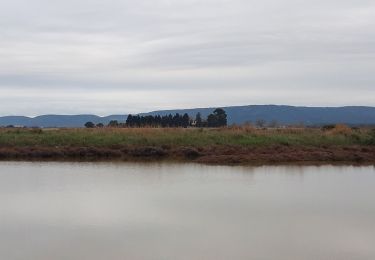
[84,122,95,128]
[322,124,335,131]
[329,124,352,136]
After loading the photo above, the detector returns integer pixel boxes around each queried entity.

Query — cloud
[0,0,374,115]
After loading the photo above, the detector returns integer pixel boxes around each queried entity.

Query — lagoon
[0,162,374,260]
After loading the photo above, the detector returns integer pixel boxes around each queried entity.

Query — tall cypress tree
[126,114,133,127]
[195,112,202,127]
[182,113,190,128]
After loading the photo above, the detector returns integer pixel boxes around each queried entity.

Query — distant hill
[0,105,375,127]
[141,105,375,126]
[0,115,127,128]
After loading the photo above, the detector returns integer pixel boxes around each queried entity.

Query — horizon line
[1,104,375,118]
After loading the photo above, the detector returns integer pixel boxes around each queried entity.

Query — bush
[322,124,335,131]
[329,124,352,136]
[84,122,95,128]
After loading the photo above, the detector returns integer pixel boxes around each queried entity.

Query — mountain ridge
[1,105,375,127]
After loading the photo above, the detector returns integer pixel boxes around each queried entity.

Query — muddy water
[0,162,374,260]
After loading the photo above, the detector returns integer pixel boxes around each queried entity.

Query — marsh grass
[0,126,373,148]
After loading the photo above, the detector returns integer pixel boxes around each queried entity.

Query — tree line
[85,108,227,128]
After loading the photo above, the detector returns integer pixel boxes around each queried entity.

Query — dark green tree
[213,108,227,127]
[207,114,217,127]
[168,114,173,127]
[207,108,227,127]
[173,113,181,127]
[108,120,119,127]
[126,115,133,127]
[195,112,202,127]
[182,113,190,128]
[84,121,95,128]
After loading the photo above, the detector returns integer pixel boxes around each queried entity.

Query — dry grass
[0,125,374,148]
[328,124,353,136]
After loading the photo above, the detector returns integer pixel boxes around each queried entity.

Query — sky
[0,0,374,116]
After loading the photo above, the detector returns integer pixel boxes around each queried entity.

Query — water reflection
[0,162,374,260]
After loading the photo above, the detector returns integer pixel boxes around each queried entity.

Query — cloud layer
[0,0,374,115]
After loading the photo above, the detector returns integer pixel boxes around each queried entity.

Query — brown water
[0,162,374,260]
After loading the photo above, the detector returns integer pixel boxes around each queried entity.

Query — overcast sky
[0,0,374,116]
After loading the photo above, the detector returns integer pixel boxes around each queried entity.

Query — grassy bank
[0,126,374,164]
[1,126,375,147]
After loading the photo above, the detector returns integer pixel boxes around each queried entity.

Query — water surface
[0,162,374,260]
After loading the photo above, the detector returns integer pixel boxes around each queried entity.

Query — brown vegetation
[0,125,374,165]
[0,144,374,165]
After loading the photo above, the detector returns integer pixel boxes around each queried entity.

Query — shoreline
[0,127,374,165]
[1,145,374,165]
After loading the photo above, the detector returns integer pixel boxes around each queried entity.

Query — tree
[134,115,141,127]
[126,115,133,127]
[108,120,119,127]
[195,112,202,127]
[84,122,95,128]
[96,123,104,128]
[207,108,228,127]
[167,114,173,127]
[207,114,217,127]
[182,113,190,128]
[173,113,182,127]
[155,115,162,127]
[121,110,225,128]
[213,108,227,127]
